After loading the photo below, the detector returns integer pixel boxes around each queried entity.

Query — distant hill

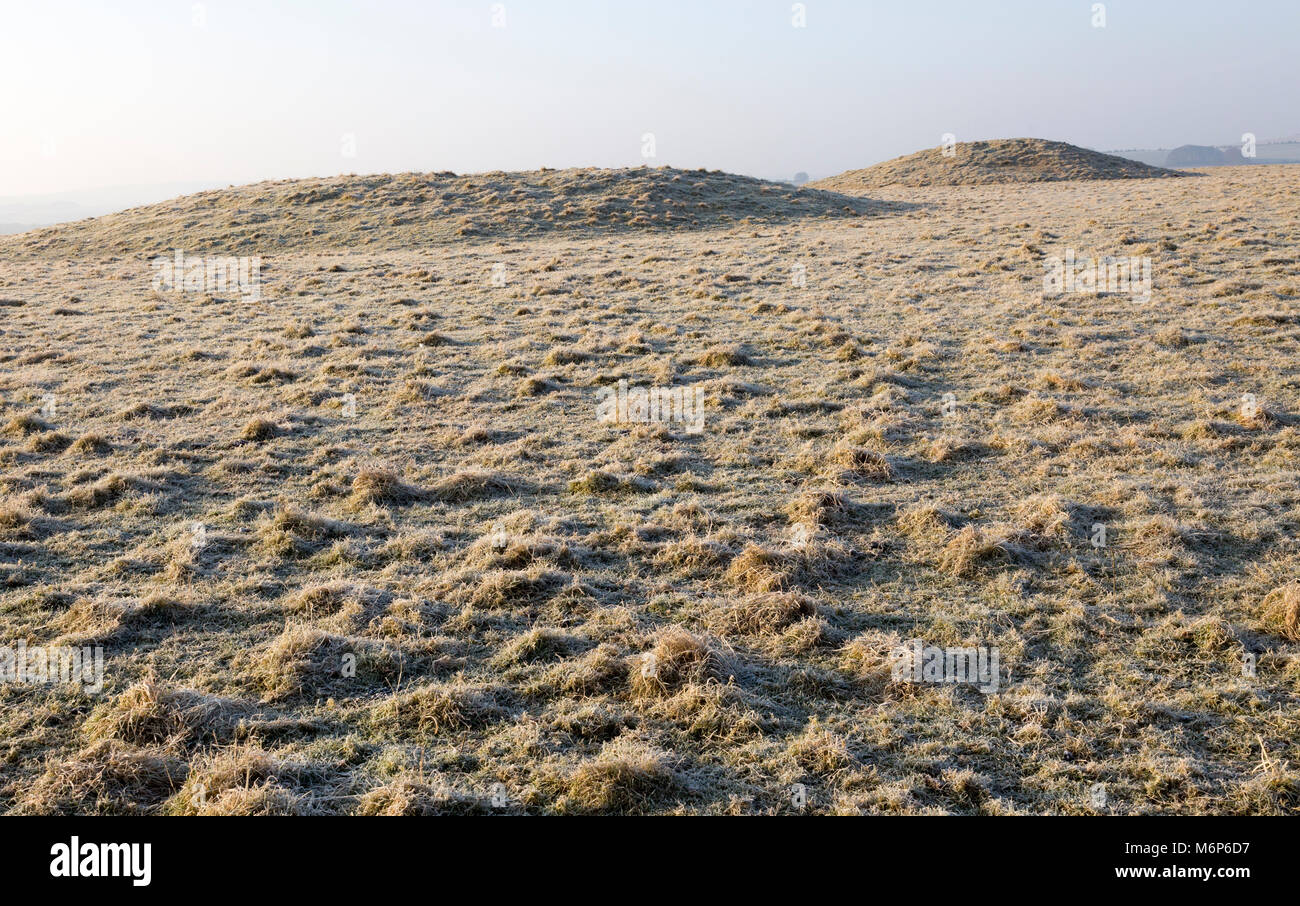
[1109,140,1300,169]
[1166,145,1230,167]
[810,138,1183,191]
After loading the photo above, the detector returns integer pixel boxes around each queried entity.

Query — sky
[2,0,1297,202]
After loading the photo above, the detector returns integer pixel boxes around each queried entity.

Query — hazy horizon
[4,0,1297,206]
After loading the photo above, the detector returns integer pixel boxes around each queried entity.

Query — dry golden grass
[2,163,1298,814]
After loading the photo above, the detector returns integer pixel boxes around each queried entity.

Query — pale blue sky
[3,0,1296,198]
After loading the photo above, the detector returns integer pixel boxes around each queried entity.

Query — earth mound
[4,167,888,257]
[810,138,1186,191]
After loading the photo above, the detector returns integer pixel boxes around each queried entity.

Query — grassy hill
[812,138,1184,191]
[3,167,890,258]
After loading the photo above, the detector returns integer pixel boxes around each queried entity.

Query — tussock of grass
[697,343,749,367]
[938,525,1014,577]
[631,627,724,696]
[1261,585,1300,641]
[84,677,250,748]
[515,375,556,396]
[53,596,127,642]
[788,720,855,774]
[69,433,112,454]
[651,535,732,576]
[543,346,591,366]
[256,624,406,700]
[925,436,981,463]
[372,683,504,736]
[28,430,71,453]
[417,330,451,347]
[173,745,316,815]
[490,626,578,666]
[126,592,194,626]
[568,469,652,496]
[20,740,185,815]
[556,742,677,814]
[1234,404,1278,431]
[1015,494,1071,538]
[0,498,36,537]
[116,401,172,420]
[897,503,955,541]
[825,443,893,480]
[708,591,817,637]
[430,469,519,502]
[348,468,427,507]
[724,544,791,593]
[3,413,52,436]
[63,472,154,510]
[785,489,852,526]
[1135,614,1240,660]
[839,632,899,698]
[448,421,496,446]
[531,643,626,696]
[568,469,620,495]
[284,581,363,619]
[468,568,567,609]
[241,416,279,441]
[1007,394,1062,423]
[357,778,492,816]
[466,532,574,570]
[257,505,351,556]
[378,529,446,561]
[641,681,766,742]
